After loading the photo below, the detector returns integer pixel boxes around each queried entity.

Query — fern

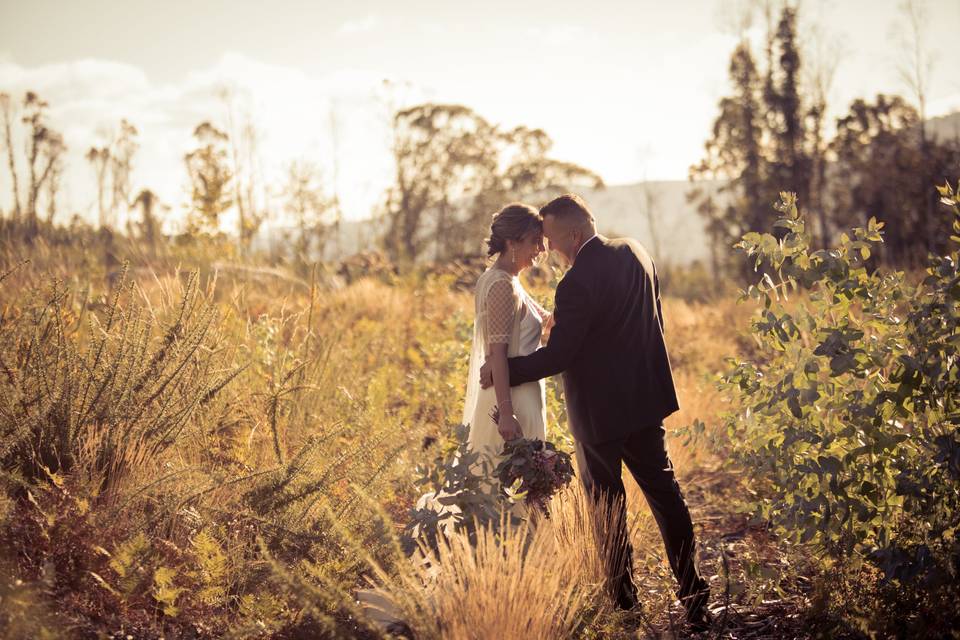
[153,566,183,617]
[190,529,229,606]
[236,592,289,634]
[109,532,150,598]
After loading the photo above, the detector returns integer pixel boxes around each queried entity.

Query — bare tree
[635,147,664,260]
[131,188,164,250]
[240,119,268,249]
[219,86,268,253]
[184,122,233,235]
[327,99,345,257]
[44,154,64,224]
[895,0,938,253]
[86,145,111,227]
[0,93,22,220]
[802,11,844,249]
[641,181,663,261]
[896,0,934,130]
[282,159,336,264]
[22,92,66,233]
[109,119,138,229]
[687,185,724,289]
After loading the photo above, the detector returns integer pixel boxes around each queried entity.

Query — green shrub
[0,266,238,495]
[714,185,960,635]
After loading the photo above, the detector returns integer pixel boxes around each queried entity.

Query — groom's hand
[479,360,493,389]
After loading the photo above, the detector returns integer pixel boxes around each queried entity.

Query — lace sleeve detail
[485,277,517,345]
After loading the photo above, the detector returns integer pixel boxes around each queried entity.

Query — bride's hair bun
[485,203,542,257]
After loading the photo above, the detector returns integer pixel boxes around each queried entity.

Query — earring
[511,247,517,265]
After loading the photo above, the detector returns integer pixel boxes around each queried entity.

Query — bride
[410,203,551,532]
[464,203,552,462]
[361,204,554,630]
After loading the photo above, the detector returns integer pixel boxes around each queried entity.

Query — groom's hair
[539,194,595,229]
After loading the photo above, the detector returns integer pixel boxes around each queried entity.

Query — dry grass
[371,518,596,639]
[0,237,477,636]
[0,222,759,638]
[352,486,658,640]
[662,296,751,470]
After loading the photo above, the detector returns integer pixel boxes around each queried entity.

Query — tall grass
[337,488,641,640]
[303,484,694,640]
[0,221,746,638]
[0,232,475,635]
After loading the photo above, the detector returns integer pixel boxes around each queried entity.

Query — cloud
[521,25,587,46]
[0,55,398,228]
[0,58,150,102]
[338,14,379,35]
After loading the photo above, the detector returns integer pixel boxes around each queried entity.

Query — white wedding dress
[409,267,547,534]
[463,266,547,460]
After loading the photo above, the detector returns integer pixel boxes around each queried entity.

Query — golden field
[0,225,806,639]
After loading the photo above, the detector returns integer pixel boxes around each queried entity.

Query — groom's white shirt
[576,234,598,259]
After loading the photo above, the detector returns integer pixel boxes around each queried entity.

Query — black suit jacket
[508,235,680,444]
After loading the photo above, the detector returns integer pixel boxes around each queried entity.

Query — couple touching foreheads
[463,193,711,629]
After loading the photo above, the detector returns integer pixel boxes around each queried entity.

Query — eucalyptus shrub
[718,185,959,632]
[404,424,510,552]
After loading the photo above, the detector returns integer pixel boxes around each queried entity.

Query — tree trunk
[1,99,21,221]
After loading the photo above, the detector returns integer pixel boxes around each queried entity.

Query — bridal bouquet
[494,438,575,514]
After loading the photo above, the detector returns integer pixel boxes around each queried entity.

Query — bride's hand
[491,404,523,441]
[497,413,523,442]
[542,313,555,340]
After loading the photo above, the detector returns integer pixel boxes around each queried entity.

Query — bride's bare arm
[489,343,521,440]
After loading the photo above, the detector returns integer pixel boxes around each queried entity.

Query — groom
[480,194,710,627]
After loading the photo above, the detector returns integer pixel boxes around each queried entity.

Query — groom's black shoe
[613,583,648,632]
[681,585,712,633]
[686,605,713,634]
[613,579,640,612]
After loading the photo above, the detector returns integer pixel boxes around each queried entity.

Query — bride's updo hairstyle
[485,203,542,258]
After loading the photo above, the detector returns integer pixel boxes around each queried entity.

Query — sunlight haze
[1,0,958,227]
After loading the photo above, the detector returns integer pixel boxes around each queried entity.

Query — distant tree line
[379,103,602,266]
[689,0,960,281]
[0,88,600,270]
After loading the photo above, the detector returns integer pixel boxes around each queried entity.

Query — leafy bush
[714,185,960,635]
[404,424,512,551]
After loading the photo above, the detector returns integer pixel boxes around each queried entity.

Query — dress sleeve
[485,277,517,345]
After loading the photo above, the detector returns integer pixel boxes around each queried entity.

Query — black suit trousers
[574,425,709,610]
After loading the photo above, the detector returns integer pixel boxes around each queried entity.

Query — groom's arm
[508,275,592,385]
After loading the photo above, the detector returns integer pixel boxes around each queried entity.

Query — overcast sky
[1,0,959,227]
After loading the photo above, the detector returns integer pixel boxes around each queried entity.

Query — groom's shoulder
[605,236,653,263]
[605,234,641,250]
